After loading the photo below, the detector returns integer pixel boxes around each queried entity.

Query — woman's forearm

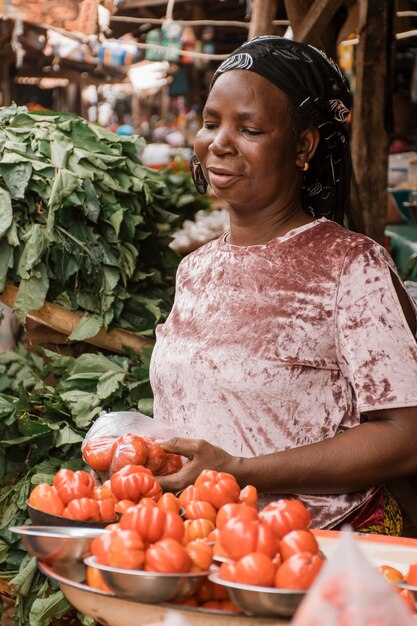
[231,407,417,494]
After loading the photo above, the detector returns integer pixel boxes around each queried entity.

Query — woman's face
[195,70,308,215]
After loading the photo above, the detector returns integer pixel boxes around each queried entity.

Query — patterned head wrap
[211,36,352,225]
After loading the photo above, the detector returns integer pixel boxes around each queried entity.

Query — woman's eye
[203,122,217,129]
[242,128,263,136]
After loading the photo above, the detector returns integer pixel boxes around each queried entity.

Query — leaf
[47,168,79,230]
[50,133,72,169]
[83,177,100,223]
[29,590,71,626]
[55,424,84,447]
[17,224,49,280]
[0,186,12,238]
[0,161,32,199]
[97,370,125,400]
[0,239,12,290]
[68,314,103,341]
[14,263,49,322]
[10,555,37,595]
[137,398,153,416]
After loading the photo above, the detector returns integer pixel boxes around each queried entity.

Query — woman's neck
[227,208,315,246]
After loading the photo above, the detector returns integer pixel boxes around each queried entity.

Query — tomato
[260,499,311,539]
[195,469,235,487]
[97,498,116,522]
[86,565,112,593]
[184,519,215,543]
[185,501,217,524]
[202,600,223,610]
[142,437,167,475]
[196,579,229,602]
[238,485,258,509]
[280,529,319,561]
[82,436,117,473]
[28,483,65,516]
[179,486,203,509]
[93,484,114,502]
[110,464,162,502]
[185,540,213,571]
[111,434,148,473]
[400,589,417,613]
[378,564,404,584]
[221,601,241,613]
[275,551,325,590]
[196,579,216,602]
[196,471,241,509]
[53,469,95,506]
[120,505,184,544]
[145,538,191,573]
[137,497,158,509]
[62,497,100,522]
[407,563,417,585]
[216,502,258,530]
[158,453,183,476]
[92,530,145,569]
[163,511,185,544]
[321,575,344,608]
[219,518,280,561]
[234,552,276,587]
[158,492,181,514]
[213,539,230,559]
[218,561,237,583]
[115,500,136,515]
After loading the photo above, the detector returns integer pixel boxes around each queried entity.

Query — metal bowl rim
[395,581,414,590]
[85,555,210,578]
[208,572,306,595]
[10,525,106,539]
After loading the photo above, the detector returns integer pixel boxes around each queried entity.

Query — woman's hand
[156,437,240,492]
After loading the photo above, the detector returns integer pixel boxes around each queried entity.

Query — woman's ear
[295,127,320,169]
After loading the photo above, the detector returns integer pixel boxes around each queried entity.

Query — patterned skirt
[334,487,403,536]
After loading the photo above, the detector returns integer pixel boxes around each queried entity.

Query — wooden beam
[350,0,394,242]
[293,0,344,43]
[248,0,276,39]
[0,285,153,356]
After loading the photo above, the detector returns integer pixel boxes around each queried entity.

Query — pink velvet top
[150,218,417,528]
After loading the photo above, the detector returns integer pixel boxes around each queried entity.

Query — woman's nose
[209,127,236,155]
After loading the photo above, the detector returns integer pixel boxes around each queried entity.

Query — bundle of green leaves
[0,104,207,340]
[0,344,154,626]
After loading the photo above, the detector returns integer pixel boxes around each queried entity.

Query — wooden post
[350,0,394,242]
[248,0,276,39]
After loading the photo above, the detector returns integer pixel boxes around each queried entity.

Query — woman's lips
[208,170,240,189]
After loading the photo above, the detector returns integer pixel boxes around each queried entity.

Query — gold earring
[302,162,309,172]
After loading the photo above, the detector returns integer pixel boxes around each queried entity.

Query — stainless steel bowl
[85,556,209,604]
[10,525,105,582]
[208,572,305,618]
[27,502,116,529]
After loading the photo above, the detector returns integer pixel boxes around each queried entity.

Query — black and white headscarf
[211,36,352,225]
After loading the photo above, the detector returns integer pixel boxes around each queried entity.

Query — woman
[150,36,417,535]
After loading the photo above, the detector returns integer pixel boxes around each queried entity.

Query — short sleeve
[335,242,417,412]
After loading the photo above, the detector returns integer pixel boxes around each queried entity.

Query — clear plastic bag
[292,529,416,626]
[81,411,183,481]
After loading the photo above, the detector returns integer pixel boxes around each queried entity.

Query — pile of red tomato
[82,433,183,476]
[86,468,325,609]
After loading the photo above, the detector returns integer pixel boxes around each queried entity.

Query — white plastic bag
[292,529,416,626]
